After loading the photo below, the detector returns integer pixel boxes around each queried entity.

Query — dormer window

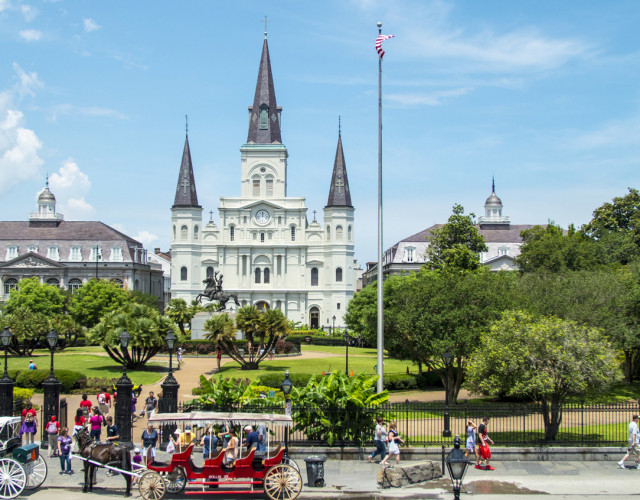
[110,247,123,262]
[6,247,18,260]
[27,245,38,254]
[259,104,269,130]
[47,246,59,261]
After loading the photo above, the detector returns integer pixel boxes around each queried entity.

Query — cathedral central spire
[172,134,200,208]
[247,37,282,144]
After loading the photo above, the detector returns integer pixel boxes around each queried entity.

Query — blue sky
[1,0,639,266]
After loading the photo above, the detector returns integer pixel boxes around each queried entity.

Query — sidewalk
[31,453,640,498]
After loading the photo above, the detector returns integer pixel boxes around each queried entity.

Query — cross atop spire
[185,114,189,136]
[247,34,282,145]
[263,15,270,39]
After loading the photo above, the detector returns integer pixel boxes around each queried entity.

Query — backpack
[98,393,106,404]
[47,421,58,434]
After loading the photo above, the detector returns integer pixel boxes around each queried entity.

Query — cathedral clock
[255,209,271,225]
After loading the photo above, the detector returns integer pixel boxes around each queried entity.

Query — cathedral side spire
[172,134,201,208]
[326,132,353,208]
[247,37,282,144]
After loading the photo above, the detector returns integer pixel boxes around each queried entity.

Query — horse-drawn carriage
[139,411,302,500]
[0,416,47,499]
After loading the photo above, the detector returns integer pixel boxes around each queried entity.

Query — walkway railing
[174,400,637,447]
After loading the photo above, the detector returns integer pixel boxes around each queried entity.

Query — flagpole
[376,21,384,394]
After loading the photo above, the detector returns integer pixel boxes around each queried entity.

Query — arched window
[255,268,261,284]
[348,225,352,241]
[180,266,188,281]
[112,279,124,288]
[336,267,343,282]
[68,278,82,292]
[311,268,318,286]
[309,307,319,329]
[260,232,265,243]
[181,225,188,240]
[4,278,18,295]
[290,226,296,242]
[264,268,270,284]
[326,225,330,240]
[266,177,274,196]
[46,278,60,287]
[230,225,235,242]
[194,225,199,239]
[336,225,343,240]
[253,176,261,196]
[259,103,269,130]
[134,279,139,290]
[276,300,282,310]
[173,225,176,239]
[206,267,214,279]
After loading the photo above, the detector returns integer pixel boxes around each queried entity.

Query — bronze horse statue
[76,428,132,496]
[196,276,241,311]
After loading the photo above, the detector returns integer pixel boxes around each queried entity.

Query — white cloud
[133,230,159,247]
[48,104,127,121]
[83,18,100,33]
[387,87,473,107]
[20,5,37,22]
[569,113,640,150]
[12,63,42,98]
[0,108,43,192]
[62,197,95,219]
[48,159,94,219]
[0,0,10,13]
[19,29,41,42]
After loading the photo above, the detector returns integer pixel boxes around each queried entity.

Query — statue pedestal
[191,310,242,340]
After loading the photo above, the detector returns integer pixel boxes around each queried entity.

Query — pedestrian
[368,416,387,463]
[465,420,478,464]
[201,426,218,460]
[131,392,138,421]
[89,407,104,442]
[132,448,143,484]
[216,348,222,371]
[221,429,238,465]
[143,391,158,419]
[141,423,159,466]
[72,408,86,452]
[618,415,640,469]
[105,416,119,443]
[57,427,74,475]
[46,416,60,458]
[380,421,404,467]
[477,417,494,470]
[28,359,37,370]
[97,387,111,416]
[79,393,92,416]
[256,423,268,453]
[20,402,37,444]
[176,346,183,369]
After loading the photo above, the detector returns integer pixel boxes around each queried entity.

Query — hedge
[383,372,443,391]
[13,369,87,393]
[285,335,346,346]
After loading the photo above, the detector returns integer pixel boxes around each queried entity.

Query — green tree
[0,307,50,356]
[424,204,488,271]
[515,224,601,273]
[4,277,64,316]
[89,303,175,369]
[466,310,617,440]
[165,298,195,336]
[129,290,161,310]
[49,313,86,348]
[232,306,289,369]
[67,279,131,328]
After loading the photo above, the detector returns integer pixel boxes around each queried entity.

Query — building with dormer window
[170,33,356,330]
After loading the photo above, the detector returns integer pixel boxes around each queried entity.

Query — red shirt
[75,415,86,426]
[22,408,36,419]
[46,420,60,434]
[80,400,92,410]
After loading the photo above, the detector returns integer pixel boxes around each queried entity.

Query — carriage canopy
[148,411,293,428]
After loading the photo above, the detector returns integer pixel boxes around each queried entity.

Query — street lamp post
[343,330,351,375]
[41,329,60,450]
[115,330,133,447]
[446,435,470,500]
[0,328,14,416]
[160,330,180,446]
[332,316,336,334]
[280,370,293,457]
[442,347,453,438]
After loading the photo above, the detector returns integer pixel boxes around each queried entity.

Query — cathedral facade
[170,35,356,329]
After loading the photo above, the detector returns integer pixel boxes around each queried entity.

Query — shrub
[258,372,313,389]
[85,377,119,391]
[13,387,34,401]
[285,335,345,346]
[274,339,295,354]
[15,369,87,393]
[383,374,418,391]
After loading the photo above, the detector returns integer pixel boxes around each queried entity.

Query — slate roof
[326,133,353,208]
[247,38,282,145]
[173,135,200,208]
[402,224,539,244]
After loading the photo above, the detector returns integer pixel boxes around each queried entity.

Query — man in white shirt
[618,415,640,469]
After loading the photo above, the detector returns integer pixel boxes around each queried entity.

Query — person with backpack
[46,416,60,458]
[89,407,104,442]
[20,403,37,444]
[97,388,111,416]
[143,391,158,419]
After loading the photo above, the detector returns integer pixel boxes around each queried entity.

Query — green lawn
[6,353,165,386]
[302,345,385,357]
[32,346,106,355]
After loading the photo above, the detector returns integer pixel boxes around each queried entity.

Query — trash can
[304,455,327,487]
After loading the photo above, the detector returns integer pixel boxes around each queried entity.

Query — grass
[302,345,385,357]
[6,353,165,386]
[32,346,106,355]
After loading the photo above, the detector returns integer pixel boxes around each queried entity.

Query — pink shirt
[89,414,103,431]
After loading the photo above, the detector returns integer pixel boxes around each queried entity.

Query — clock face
[255,209,271,225]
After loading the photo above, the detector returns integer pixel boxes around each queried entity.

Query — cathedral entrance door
[255,300,270,311]
[310,307,319,329]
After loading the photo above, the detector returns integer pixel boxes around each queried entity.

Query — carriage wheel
[264,464,302,500]
[23,456,48,490]
[0,458,27,499]
[282,456,300,473]
[138,471,166,500]
[163,466,187,494]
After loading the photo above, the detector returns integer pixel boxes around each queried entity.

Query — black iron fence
[173,401,638,448]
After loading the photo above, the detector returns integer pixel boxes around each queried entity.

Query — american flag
[375,34,394,60]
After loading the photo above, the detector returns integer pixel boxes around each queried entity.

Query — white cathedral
[170,34,356,329]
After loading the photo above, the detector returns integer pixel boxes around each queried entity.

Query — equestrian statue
[196,270,241,311]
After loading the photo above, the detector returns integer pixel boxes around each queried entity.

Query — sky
[1,0,639,266]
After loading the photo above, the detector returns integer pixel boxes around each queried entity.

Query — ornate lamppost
[0,328,14,416]
[442,347,453,438]
[160,330,180,446]
[41,329,60,449]
[332,315,336,334]
[446,435,470,500]
[280,370,293,456]
[343,330,351,375]
[115,330,133,447]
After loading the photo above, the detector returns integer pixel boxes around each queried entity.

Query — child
[465,420,477,463]
[380,421,405,467]
[477,417,495,470]
[132,448,143,484]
